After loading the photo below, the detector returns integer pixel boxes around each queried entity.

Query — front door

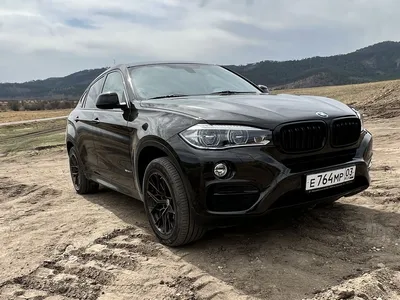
[93,71,138,198]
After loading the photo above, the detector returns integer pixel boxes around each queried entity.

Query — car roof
[116,61,216,69]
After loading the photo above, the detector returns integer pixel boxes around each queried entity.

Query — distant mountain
[1,41,400,99]
[0,68,108,100]
[227,41,400,89]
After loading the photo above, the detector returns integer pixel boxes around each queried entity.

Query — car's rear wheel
[68,146,99,194]
[143,157,205,247]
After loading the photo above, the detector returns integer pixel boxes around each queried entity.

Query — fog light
[214,163,228,178]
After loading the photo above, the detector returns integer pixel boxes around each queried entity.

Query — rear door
[93,70,137,197]
[74,76,105,177]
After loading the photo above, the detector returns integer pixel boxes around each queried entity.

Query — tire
[143,157,205,247]
[68,146,99,194]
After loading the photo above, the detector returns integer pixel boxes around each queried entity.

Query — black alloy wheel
[69,152,81,190]
[68,146,99,194]
[146,171,176,235]
[142,157,205,247]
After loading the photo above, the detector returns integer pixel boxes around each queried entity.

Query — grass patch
[0,119,66,155]
[0,109,72,123]
[273,79,400,118]
[0,133,65,154]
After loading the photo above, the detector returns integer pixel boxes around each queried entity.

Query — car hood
[139,93,357,129]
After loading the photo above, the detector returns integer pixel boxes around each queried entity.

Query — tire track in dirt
[0,177,42,200]
[0,226,256,300]
[0,127,65,142]
[305,267,400,300]
[171,200,400,299]
[0,177,62,222]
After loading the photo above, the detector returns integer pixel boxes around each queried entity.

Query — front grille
[278,121,327,153]
[331,118,361,147]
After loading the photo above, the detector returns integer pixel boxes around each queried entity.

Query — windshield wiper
[209,90,257,95]
[148,91,256,99]
[149,94,188,99]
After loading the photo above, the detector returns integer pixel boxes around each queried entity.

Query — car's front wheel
[68,146,99,194]
[143,157,205,247]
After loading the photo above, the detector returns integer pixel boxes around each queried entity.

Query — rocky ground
[0,117,399,300]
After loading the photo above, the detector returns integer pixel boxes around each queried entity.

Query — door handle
[93,117,100,124]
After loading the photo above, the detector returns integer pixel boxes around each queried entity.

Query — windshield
[128,64,260,99]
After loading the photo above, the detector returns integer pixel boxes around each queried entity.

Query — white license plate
[305,166,356,191]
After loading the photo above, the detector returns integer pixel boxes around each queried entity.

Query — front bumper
[169,130,373,226]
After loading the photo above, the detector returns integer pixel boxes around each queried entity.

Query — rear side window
[84,76,105,109]
[78,91,88,107]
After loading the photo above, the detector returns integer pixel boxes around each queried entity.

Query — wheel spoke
[147,191,166,205]
[150,205,159,215]
[148,178,161,196]
[167,205,175,215]
[154,213,163,226]
[167,212,173,231]
[153,175,161,193]
[154,207,167,225]
[162,212,168,233]
[159,179,167,196]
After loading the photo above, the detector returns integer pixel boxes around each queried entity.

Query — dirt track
[0,118,400,300]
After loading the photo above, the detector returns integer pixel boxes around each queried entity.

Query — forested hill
[0,68,108,100]
[227,41,400,89]
[1,41,400,99]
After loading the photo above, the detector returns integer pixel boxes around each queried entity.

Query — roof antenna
[113,59,116,65]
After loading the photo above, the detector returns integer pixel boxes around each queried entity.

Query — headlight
[350,107,364,131]
[179,124,272,150]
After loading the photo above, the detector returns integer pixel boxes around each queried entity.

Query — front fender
[133,136,196,208]
[133,136,181,190]
[66,119,77,148]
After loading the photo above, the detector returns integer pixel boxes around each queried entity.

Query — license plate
[305,166,356,191]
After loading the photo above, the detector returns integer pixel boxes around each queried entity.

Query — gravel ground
[0,117,399,300]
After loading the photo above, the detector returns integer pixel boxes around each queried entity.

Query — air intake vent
[331,118,361,147]
[278,121,327,153]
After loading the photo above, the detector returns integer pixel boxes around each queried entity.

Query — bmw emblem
[316,111,328,118]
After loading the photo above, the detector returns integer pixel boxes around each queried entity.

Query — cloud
[64,18,98,29]
[0,0,399,82]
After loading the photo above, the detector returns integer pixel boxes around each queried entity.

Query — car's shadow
[82,187,400,300]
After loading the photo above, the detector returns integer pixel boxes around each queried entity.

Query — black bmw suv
[66,62,373,246]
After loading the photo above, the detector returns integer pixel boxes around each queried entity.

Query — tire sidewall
[143,158,188,245]
[68,147,84,192]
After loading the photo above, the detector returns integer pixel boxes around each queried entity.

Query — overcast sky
[0,0,398,83]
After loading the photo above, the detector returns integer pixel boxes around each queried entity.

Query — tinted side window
[85,77,105,109]
[102,72,126,103]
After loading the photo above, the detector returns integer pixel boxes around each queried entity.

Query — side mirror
[258,84,270,94]
[96,92,127,110]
